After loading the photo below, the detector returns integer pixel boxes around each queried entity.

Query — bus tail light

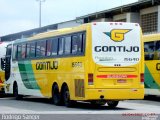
[0,78,2,84]
[140,73,144,84]
[88,73,94,85]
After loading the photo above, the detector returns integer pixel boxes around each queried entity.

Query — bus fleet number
[72,62,82,67]
[124,58,139,61]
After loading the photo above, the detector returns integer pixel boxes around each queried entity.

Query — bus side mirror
[1,57,6,71]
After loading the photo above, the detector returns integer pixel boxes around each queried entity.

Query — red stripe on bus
[97,75,138,78]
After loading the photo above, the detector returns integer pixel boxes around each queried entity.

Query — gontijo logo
[104,29,131,42]
[94,28,139,53]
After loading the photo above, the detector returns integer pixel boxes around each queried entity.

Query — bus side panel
[144,34,160,96]
[30,57,86,99]
[145,61,160,95]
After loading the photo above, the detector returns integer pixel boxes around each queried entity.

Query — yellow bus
[0,42,9,94]
[4,22,144,107]
[143,33,160,96]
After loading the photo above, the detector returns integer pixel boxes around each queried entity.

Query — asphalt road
[0,95,159,120]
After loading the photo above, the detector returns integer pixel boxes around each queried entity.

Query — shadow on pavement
[14,97,133,111]
[144,95,160,102]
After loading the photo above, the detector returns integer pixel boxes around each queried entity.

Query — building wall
[130,13,140,23]
[90,18,113,22]
[110,5,159,34]
[58,20,82,29]
[113,12,140,23]
[113,13,127,21]
[140,6,158,15]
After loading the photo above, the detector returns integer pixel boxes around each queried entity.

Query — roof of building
[0,24,57,42]
[76,0,160,22]
[0,19,79,42]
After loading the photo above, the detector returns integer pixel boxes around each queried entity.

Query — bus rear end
[86,22,144,106]
[0,42,9,94]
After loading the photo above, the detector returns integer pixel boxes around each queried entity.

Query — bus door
[0,57,5,71]
[5,44,12,80]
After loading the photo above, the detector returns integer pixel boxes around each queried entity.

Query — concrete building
[76,0,160,34]
[0,19,82,42]
[0,24,57,42]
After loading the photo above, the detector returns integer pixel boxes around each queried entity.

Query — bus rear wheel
[13,83,23,100]
[63,86,75,107]
[107,101,119,108]
[52,84,61,105]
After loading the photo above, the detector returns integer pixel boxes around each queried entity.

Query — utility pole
[36,0,45,27]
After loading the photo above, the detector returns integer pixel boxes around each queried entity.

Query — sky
[0,0,138,36]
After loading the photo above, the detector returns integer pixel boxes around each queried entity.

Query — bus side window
[80,33,85,53]
[21,43,26,59]
[36,41,41,57]
[26,43,31,58]
[51,38,58,56]
[41,40,46,57]
[155,41,160,60]
[36,40,46,57]
[46,39,52,56]
[144,42,155,60]
[58,38,65,55]
[30,42,36,58]
[13,45,17,60]
[72,35,82,54]
[6,45,12,57]
[17,44,22,59]
[64,36,71,55]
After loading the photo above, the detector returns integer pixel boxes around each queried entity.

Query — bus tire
[13,83,23,100]
[107,101,119,108]
[52,84,61,105]
[62,85,75,107]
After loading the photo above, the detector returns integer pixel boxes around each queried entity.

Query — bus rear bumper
[85,88,144,100]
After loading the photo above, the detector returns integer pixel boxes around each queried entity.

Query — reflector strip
[97,74,137,78]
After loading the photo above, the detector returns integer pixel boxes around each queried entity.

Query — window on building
[141,12,158,33]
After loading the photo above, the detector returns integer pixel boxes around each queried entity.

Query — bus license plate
[117,79,127,83]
